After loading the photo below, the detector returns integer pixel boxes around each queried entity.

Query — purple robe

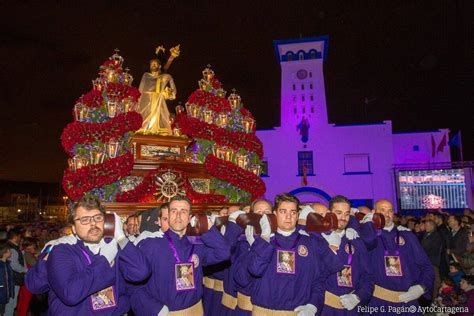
[131,226,231,315]
[321,233,374,316]
[366,227,434,316]
[247,231,341,312]
[203,222,242,316]
[46,239,150,315]
[347,215,378,251]
[25,251,49,294]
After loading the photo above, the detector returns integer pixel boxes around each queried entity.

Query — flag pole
[459,130,464,162]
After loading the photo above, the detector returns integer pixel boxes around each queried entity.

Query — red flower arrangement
[116,168,226,204]
[174,114,263,158]
[204,155,265,200]
[187,90,232,113]
[63,152,134,200]
[77,90,103,108]
[211,78,222,89]
[61,111,143,155]
[105,83,140,102]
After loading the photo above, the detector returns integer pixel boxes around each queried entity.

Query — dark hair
[449,215,462,227]
[441,277,455,287]
[158,203,170,219]
[21,237,38,250]
[169,195,192,213]
[0,242,11,257]
[274,193,300,211]
[329,195,351,211]
[461,275,474,286]
[69,196,106,224]
[250,199,272,213]
[449,262,462,271]
[7,229,21,241]
[125,215,138,225]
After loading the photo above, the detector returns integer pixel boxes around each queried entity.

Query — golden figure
[137,45,180,135]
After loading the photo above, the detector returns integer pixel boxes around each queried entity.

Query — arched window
[292,84,296,91]
[302,95,305,102]
[310,51,317,59]
[301,84,305,90]
[288,53,293,61]
[310,95,314,101]
[310,83,313,89]
[299,52,304,60]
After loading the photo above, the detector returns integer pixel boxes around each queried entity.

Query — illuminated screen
[398,169,468,210]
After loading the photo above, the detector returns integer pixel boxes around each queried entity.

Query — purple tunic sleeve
[25,254,49,294]
[247,237,275,277]
[224,221,243,251]
[117,240,151,282]
[359,222,378,251]
[353,239,374,304]
[130,286,165,316]
[200,226,231,266]
[47,244,116,306]
[233,243,253,288]
[310,253,326,311]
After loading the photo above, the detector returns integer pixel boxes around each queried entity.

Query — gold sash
[169,300,203,316]
[324,291,344,309]
[213,279,224,292]
[221,291,237,310]
[373,285,403,303]
[252,304,296,316]
[237,292,253,311]
[202,277,215,289]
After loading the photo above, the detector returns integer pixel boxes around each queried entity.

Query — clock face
[296,69,308,80]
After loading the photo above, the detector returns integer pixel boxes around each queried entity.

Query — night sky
[1,1,472,183]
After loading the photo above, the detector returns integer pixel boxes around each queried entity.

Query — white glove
[207,213,218,227]
[190,216,198,227]
[245,225,255,246]
[42,234,77,253]
[299,205,314,220]
[229,210,246,222]
[399,285,424,303]
[360,212,374,224]
[220,225,226,236]
[113,213,126,241]
[99,238,118,264]
[350,208,359,216]
[157,305,169,316]
[340,293,360,310]
[322,231,342,250]
[294,303,317,316]
[259,215,272,242]
[345,228,359,240]
[133,230,164,245]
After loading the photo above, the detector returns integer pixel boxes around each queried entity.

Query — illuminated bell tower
[273,36,329,130]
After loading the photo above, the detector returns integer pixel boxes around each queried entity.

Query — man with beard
[131,195,234,315]
[367,199,434,315]
[45,196,150,315]
[239,193,343,315]
[320,195,373,315]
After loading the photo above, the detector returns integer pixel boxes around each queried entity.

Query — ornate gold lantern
[242,117,255,133]
[202,109,214,124]
[122,97,135,113]
[122,68,133,86]
[106,100,119,118]
[202,65,214,81]
[216,113,229,128]
[175,104,184,114]
[92,78,105,91]
[105,67,119,83]
[73,156,88,170]
[90,146,105,165]
[110,48,124,67]
[172,127,182,137]
[74,103,89,122]
[235,152,250,169]
[185,103,200,118]
[216,89,226,98]
[222,146,234,162]
[250,164,262,176]
[228,90,241,109]
[67,158,75,171]
[106,139,120,159]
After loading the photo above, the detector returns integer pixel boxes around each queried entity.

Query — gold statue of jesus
[137,45,180,135]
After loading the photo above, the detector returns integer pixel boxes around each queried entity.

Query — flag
[449,131,461,147]
[302,164,308,186]
[436,134,447,153]
[431,134,436,157]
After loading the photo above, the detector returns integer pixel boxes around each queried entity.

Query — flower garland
[174,114,263,158]
[115,168,226,204]
[204,155,265,200]
[63,152,134,200]
[61,111,142,155]
[77,90,103,108]
[187,90,232,113]
[105,83,140,102]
